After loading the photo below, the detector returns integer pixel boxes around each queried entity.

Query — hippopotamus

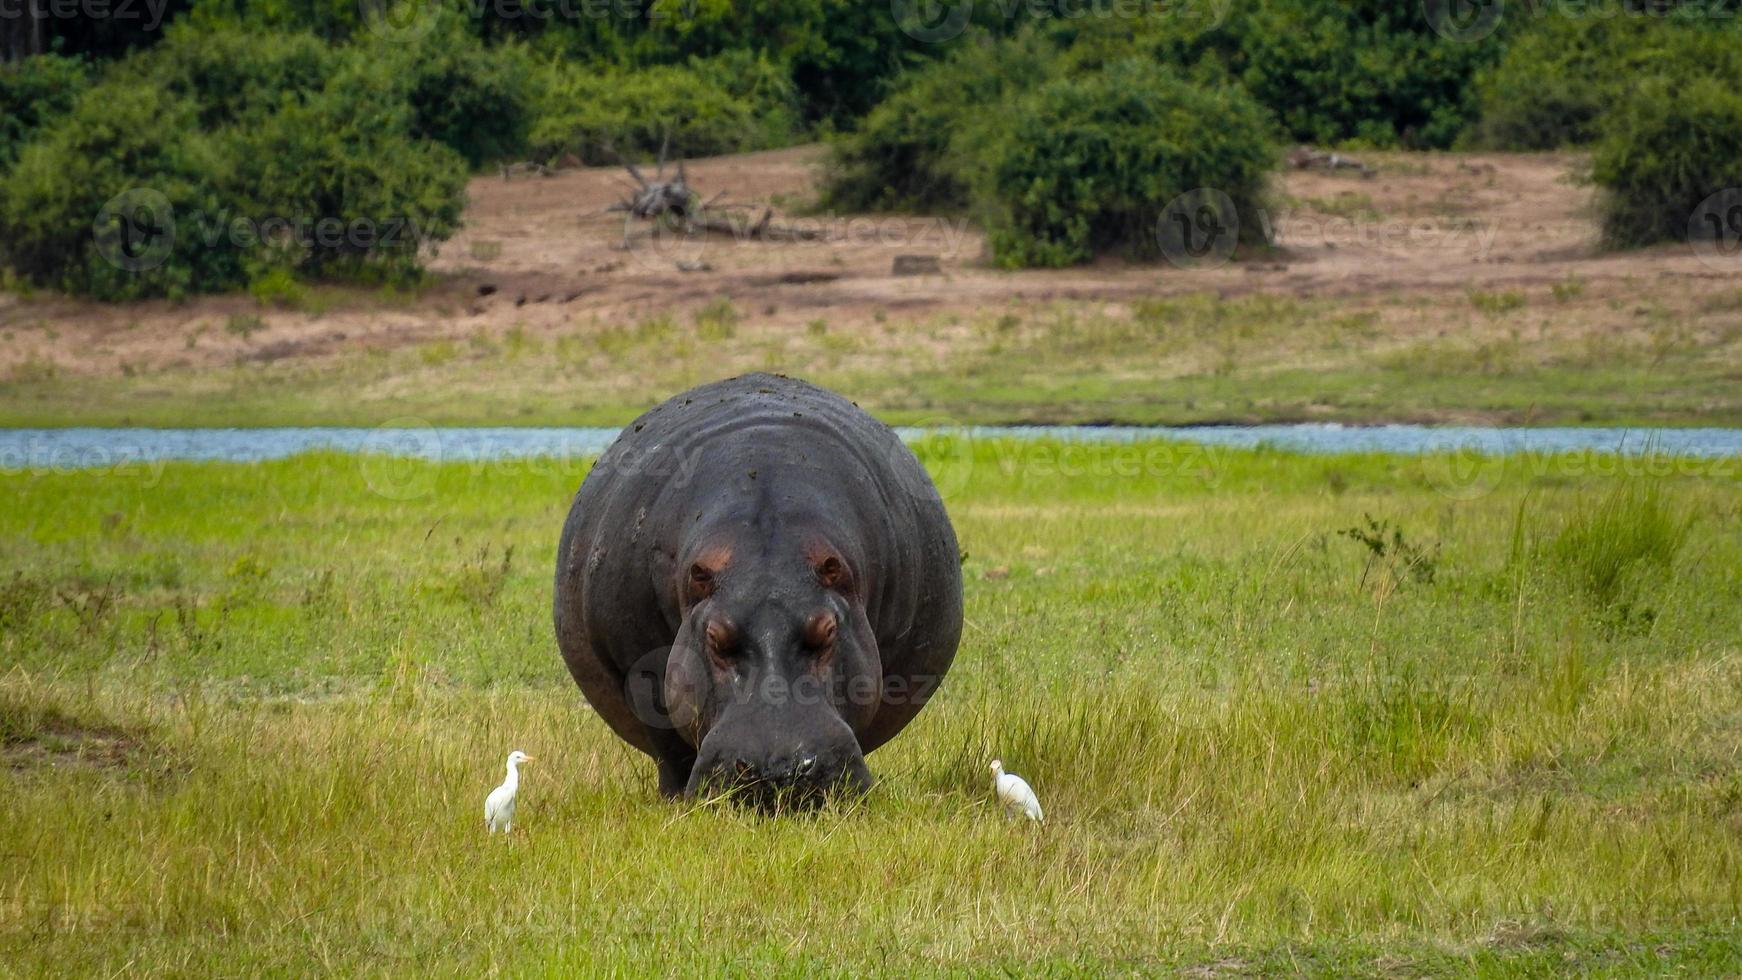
[553,374,963,802]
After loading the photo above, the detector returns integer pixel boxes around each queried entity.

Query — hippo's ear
[815,555,853,594]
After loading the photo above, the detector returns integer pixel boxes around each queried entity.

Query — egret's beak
[521,756,536,763]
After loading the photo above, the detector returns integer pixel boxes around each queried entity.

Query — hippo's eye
[688,562,717,601]
[802,612,837,651]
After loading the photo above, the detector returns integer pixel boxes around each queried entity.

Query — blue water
[1,424,1739,470]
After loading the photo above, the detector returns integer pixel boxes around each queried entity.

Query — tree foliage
[0,54,90,173]
[979,60,1275,268]
[0,86,244,300]
[819,32,1056,214]
[1592,74,1742,247]
[529,53,799,164]
[0,43,469,299]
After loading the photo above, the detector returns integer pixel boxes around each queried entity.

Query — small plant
[503,324,536,358]
[1300,192,1380,221]
[225,314,265,340]
[1547,478,1691,626]
[469,240,503,262]
[54,579,120,636]
[694,299,739,341]
[596,315,675,356]
[0,268,35,299]
[467,330,499,356]
[300,568,338,618]
[1551,276,1585,303]
[5,355,58,383]
[220,552,271,608]
[1339,514,1439,588]
[420,340,458,366]
[249,267,306,309]
[0,572,51,631]
[1469,290,1526,318]
[447,543,514,612]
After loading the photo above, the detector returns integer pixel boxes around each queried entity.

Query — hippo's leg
[657,752,696,799]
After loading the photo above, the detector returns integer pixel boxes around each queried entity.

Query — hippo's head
[663,532,878,805]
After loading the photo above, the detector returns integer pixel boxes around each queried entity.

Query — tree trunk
[1,2,48,63]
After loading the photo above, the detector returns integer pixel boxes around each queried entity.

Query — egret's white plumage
[989,759,1043,822]
[485,750,534,834]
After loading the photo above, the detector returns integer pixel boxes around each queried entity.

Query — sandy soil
[2,144,1737,380]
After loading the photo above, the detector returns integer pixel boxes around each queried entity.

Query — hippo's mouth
[685,746,873,809]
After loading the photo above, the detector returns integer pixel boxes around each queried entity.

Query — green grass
[2,441,1740,973]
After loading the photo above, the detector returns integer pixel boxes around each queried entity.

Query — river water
[1,424,1739,470]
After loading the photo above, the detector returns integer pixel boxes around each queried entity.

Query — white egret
[485,750,535,834]
[989,759,1044,822]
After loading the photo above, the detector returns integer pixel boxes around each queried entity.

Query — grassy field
[3,440,1740,974]
[6,282,1742,428]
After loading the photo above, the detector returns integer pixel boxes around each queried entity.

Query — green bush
[1469,16,1742,150]
[528,55,799,165]
[1238,1,1500,148]
[0,85,246,301]
[113,25,339,129]
[116,19,532,168]
[227,69,469,279]
[977,60,1275,268]
[0,54,91,173]
[364,15,539,168]
[0,57,470,299]
[1053,0,1503,149]
[1592,74,1742,247]
[819,32,1055,214]
[603,0,913,124]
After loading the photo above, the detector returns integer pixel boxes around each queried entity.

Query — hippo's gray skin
[554,374,963,803]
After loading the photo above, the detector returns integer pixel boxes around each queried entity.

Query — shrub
[0,57,470,299]
[976,60,1275,268]
[112,26,340,129]
[1252,2,1498,148]
[0,85,247,300]
[0,54,91,173]
[528,55,799,165]
[1469,16,1742,150]
[1591,74,1742,247]
[115,19,532,168]
[819,32,1055,214]
[248,267,306,308]
[365,15,539,168]
[226,70,469,281]
[1057,0,1503,149]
